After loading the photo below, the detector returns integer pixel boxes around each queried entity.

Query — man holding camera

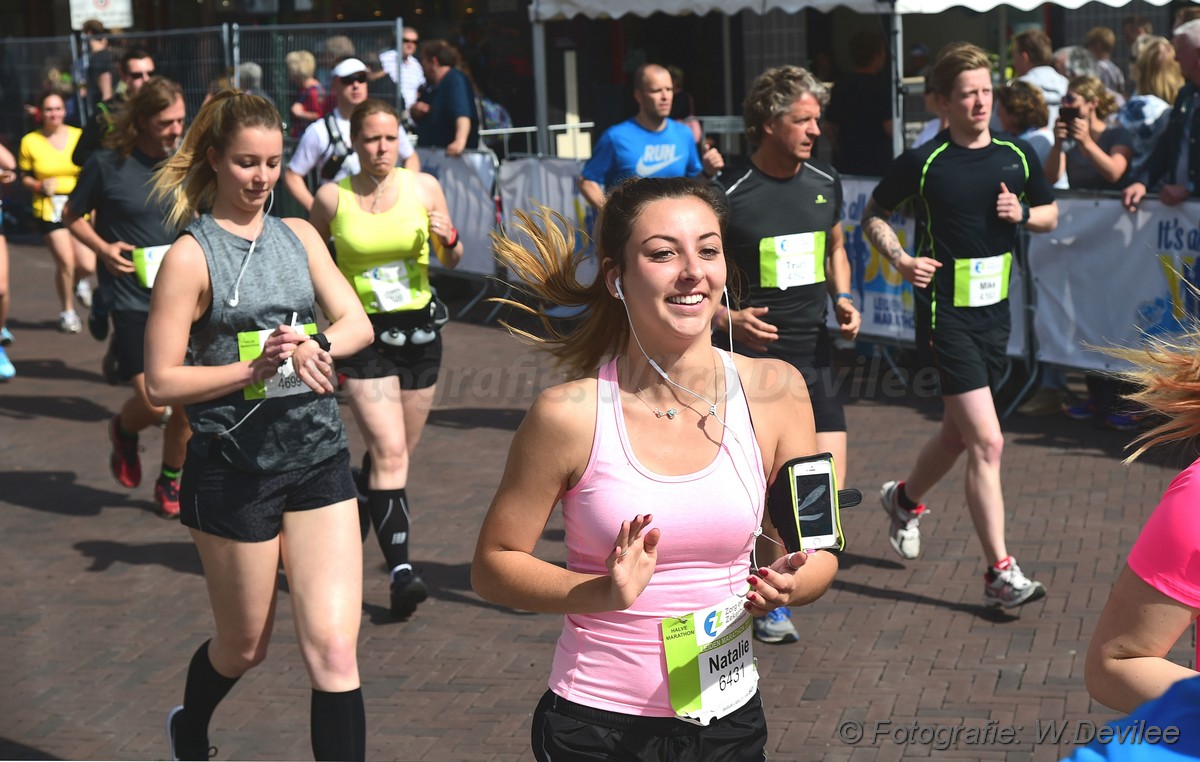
[284,57,419,212]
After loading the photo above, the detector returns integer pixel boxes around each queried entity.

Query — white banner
[497,157,598,287]
[416,148,499,279]
[70,0,133,30]
[1029,196,1200,372]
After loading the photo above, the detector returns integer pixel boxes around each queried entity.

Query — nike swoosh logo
[636,154,683,176]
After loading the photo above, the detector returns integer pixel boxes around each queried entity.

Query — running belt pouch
[766,453,854,554]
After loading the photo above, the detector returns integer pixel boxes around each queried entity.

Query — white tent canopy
[527,0,1174,155]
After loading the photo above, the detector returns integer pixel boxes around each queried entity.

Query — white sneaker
[879,480,927,560]
[984,559,1047,608]
[58,310,82,334]
[74,279,93,309]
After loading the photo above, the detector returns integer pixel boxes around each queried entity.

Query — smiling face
[354,111,400,177]
[938,67,992,136]
[139,95,186,159]
[610,196,726,343]
[208,125,283,214]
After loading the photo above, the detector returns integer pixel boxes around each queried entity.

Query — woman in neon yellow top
[310,98,461,620]
[18,91,96,334]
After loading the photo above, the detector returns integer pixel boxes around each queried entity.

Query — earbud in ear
[723,286,730,306]
[614,276,625,301]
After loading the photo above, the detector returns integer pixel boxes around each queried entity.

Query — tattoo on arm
[861,198,906,265]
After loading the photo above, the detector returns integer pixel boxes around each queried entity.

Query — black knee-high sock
[178,640,240,759]
[311,688,366,762]
[367,488,410,571]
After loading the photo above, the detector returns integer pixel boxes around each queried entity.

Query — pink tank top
[548,349,767,716]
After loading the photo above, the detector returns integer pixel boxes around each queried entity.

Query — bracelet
[711,305,729,331]
[834,292,854,304]
[441,225,459,248]
[1020,203,1030,225]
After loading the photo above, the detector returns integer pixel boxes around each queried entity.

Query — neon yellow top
[18,127,82,222]
[330,168,433,314]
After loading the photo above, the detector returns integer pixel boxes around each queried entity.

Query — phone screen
[793,469,836,548]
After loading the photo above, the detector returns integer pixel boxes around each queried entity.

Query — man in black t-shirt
[823,30,894,177]
[862,43,1058,610]
[73,49,157,168]
[714,65,861,645]
[63,77,191,519]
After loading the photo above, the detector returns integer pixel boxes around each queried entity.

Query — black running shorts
[111,309,147,382]
[531,690,767,762]
[733,329,847,434]
[918,314,1010,396]
[179,444,355,542]
[337,311,442,390]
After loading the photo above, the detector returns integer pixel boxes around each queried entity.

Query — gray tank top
[184,214,347,473]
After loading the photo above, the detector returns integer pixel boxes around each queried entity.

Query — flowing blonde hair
[1107,325,1200,461]
[150,90,282,231]
[491,177,729,380]
[103,76,184,159]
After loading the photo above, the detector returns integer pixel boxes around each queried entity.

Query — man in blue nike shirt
[579,63,723,210]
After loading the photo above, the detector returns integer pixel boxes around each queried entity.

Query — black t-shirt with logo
[715,158,843,359]
[871,130,1055,329]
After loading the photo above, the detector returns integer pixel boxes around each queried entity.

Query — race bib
[953,252,1011,307]
[237,323,318,401]
[132,245,170,289]
[661,595,758,726]
[356,260,422,313]
[759,232,826,290]
[47,194,68,223]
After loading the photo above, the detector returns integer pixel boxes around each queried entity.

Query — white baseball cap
[331,58,368,78]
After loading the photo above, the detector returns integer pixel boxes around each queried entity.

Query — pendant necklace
[363,170,390,213]
[632,387,680,419]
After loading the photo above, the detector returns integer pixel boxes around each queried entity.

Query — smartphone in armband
[766,452,845,553]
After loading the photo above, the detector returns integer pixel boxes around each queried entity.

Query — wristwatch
[312,332,331,352]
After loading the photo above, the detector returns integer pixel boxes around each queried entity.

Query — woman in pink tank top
[1086,336,1200,714]
[472,177,839,761]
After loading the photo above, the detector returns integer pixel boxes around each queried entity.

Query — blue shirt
[581,118,702,188]
[415,68,478,150]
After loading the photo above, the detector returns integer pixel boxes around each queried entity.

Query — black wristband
[1020,203,1030,225]
[312,332,331,352]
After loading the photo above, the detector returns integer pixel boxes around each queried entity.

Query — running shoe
[0,346,13,380]
[1016,387,1062,416]
[59,310,82,334]
[0,326,13,345]
[390,566,429,618]
[108,415,142,488]
[1106,410,1149,431]
[102,345,120,385]
[74,279,93,309]
[166,705,215,761]
[753,606,799,644]
[88,311,109,342]
[155,474,181,519]
[1063,397,1098,420]
[984,558,1047,609]
[879,480,927,560]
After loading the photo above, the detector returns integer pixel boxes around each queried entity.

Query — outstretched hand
[606,514,660,610]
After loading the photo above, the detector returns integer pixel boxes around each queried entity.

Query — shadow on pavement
[74,539,203,575]
[0,738,58,760]
[3,359,108,385]
[831,578,1025,622]
[0,393,111,423]
[0,471,151,517]
[364,559,534,625]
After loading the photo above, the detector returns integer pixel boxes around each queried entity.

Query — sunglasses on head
[340,72,369,85]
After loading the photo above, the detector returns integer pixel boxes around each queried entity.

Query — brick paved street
[0,239,1192,761]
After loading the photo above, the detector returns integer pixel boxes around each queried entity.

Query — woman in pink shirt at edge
[1085,334,1200,713]
[471,177,838,761]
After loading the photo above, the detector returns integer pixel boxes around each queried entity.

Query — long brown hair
[150,90,282,231]
[103,76,184,159]
[492,177,729,380]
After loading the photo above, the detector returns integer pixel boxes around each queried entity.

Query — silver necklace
[362,170,390,213]
[632,387,680,419]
